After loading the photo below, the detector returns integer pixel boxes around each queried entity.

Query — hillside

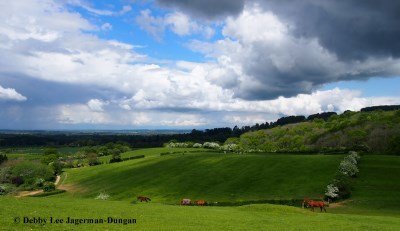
[330,155,400,216]
[60,148,342,203]
[238,110,400,154]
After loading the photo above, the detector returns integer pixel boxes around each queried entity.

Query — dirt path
[329,200,353,208]
[54,175,61,186]
[15,190,43,197]
[15,175,62,197]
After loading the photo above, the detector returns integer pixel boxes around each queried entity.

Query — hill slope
[61,149,343,203]
[238,110,400,153]
[330,155,400,216]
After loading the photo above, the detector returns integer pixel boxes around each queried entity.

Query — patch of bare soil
[329,200,353,208]
[15,190,43,197]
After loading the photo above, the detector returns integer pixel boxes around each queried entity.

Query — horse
[181,198,191,205]
[302,198,328,212]
[195,200,207,206]
[137,196,151,202]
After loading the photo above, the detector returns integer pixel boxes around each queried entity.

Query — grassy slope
[1,196,399,231]
[99,147,212,163]
[330,155,400,216]
[62,149,342,203]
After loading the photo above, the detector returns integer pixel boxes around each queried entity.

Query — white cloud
[101,23,112,31]
[0,85,27,101]
[87,99,107,112]
[135,10,214,40]
[189,4,400,100]
[1,0,399,128]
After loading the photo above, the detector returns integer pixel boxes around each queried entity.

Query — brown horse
[303,198,328,212]
[195,200,207,206]
[137,196,151,202]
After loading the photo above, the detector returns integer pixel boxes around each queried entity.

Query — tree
[86,153,101,166]
[0,154,7,165]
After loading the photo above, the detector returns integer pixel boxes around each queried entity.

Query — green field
[329,155,400,216]
[1,196,399,231]
[1,147,400,230]
[63,150,343,203]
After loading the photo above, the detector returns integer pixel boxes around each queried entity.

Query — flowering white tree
[95,192,110,200]
[338,159,359,176]
[325,184,339,199]
[192,143,203,148]
[203,142,220,149]
[220,143,238,152]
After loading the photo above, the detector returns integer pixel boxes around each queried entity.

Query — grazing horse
[303,198,328,212]
[181,198,191,205]
[195,200,207,206]
[137,196,151,202]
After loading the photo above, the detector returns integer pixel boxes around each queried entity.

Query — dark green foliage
[44,147,58,155]
[239,110,400,154]
[0,154,7,165]
[276,115,306,126]
[307,112,337,121]
[41,154,58,165]
[42,182,56,192]
[86,153,101,166]
[50,161,63,175]
[361,105,400,112]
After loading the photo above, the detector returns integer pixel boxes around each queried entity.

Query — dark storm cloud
[163,0,400,60]
[256,0,400,61]
[156,0,245,19]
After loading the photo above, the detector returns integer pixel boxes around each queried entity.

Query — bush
[87,153,101,166]
[0,154,7,165]
[43,182,56,192]
[338,159,359,177]
[192,143,203,148]
[95,192,110,200]
[203,142,220,149]
[0,184,16,195]
[35,178,45,188]
[325,184,339,199]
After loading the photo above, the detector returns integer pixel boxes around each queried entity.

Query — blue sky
[0,0,399,130]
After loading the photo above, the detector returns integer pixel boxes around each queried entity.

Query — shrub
[338,159,359,177]
[325,184,339,199]
[0,184,16,195]
[165,142,191,148]
[95,192,110,200]
[192,143,203,148]
[35,178,45,188]
[87,153,101,166]
[0,154,7,165]
[220,143,239,152]
[42,182,56,192]
[203,142,220,149]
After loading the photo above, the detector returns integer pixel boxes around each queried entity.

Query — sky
[0,0,400,130]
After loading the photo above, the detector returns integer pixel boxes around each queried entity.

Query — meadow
[1,147,400,230]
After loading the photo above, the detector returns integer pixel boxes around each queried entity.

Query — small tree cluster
[202,142,220,149]
[338,152,360,177]
[219,143,239,152]
[325,151,361,200]
[165,142,191,148]
[192,143,203,148]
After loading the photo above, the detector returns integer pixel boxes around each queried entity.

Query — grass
[62,150,343,203]
[1,196,399,231]
[2,147,400,230]
[330,155,400,217]
[98,147,212,163]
